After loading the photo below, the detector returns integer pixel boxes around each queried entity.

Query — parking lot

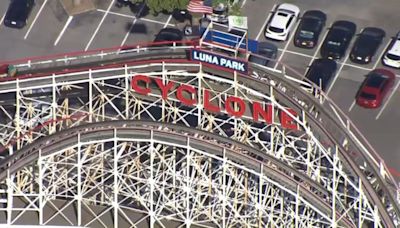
[243,0,400,176]
[0,0,177,59]
[0,0,398,176]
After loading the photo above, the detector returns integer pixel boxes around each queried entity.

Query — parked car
[350,27,385,64]
[265,3,300,41]
[172,9,192,24]
[294,10,326,48]
[248,42,278,66]
[4,0,35,29]
[356,69,395,108]
[303,58,337,91]
[154,28,183,45]
[382,32,400,68]
[320,20,356,60]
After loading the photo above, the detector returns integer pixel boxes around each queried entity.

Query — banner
[228,16,248,30]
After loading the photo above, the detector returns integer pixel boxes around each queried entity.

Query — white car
[383,32,400,68]
[265,3,300,41]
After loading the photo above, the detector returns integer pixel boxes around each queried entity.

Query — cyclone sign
[131,75,298,130]
[190,49,248,74]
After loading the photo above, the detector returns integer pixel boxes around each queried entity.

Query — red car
[356,68,395,108]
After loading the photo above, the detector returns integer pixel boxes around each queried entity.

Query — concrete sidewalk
[60,0,96,16]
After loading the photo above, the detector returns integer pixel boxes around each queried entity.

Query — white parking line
[0,12,6,26]
[375,79,400,120]
[342,62,372,72]
[97,9,175,27]
[278,48,313,58]
[119,3,146,47]
[163,15,172,28]
[280,45,375,72]
[372,39,391,70]
[273,19,301,70]
[24,0,48,39]
[120,17,137,47]
[141,17,175,26]
[255,4,276,40]
[97,9,134,19]
[305,28,330,73]
[240,0,247,8]
[54,16,73,46]
[326,54,351,96]
[85,0,115,51]
[348,100,356,112]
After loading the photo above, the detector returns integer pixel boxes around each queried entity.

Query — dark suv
[4,0,34,29]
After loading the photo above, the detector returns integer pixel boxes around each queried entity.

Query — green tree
[228,3,241,16]
[130,0,190,15]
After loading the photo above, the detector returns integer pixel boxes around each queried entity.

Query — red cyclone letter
[203,89,221,113]
[280,108,298,130]
[155,78,175,100]
[252,102,272,124]
[131,75,151,95]
[177,84,197,106]
[225,96,246,118]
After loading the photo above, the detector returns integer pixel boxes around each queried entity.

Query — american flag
[187,0,213,14]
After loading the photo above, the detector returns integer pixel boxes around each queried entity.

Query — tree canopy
[130,0,190,15]
[129,0,241,16]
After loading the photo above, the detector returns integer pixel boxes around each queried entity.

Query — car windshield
[279,9,295,15]
[299,30,314,39]
[277,12,288,17]
[360,92,376,100]
[386,53,400,61]
[269,26,284,33]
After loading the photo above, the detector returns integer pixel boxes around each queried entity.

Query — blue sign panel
[203,30,258,53]
[190,49,248,74]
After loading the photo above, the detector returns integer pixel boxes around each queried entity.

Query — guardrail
[0,39,200,75]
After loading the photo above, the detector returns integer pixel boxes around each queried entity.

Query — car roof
[308,59,337,73]
[270,11,292,28]
[159,28,182,34]
[6,0,32,20]
[365,73,388,88]
[305,59,337,89]
[299,17,322,32]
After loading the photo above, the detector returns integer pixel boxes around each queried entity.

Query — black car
[248,42,278,66]
[350,27,385,64]
[172,9,192,24]
[303,59,337,91]
[4,0,34,29]
[320,20,357,60]
[154,28,184,45]
[294,10,326,48]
